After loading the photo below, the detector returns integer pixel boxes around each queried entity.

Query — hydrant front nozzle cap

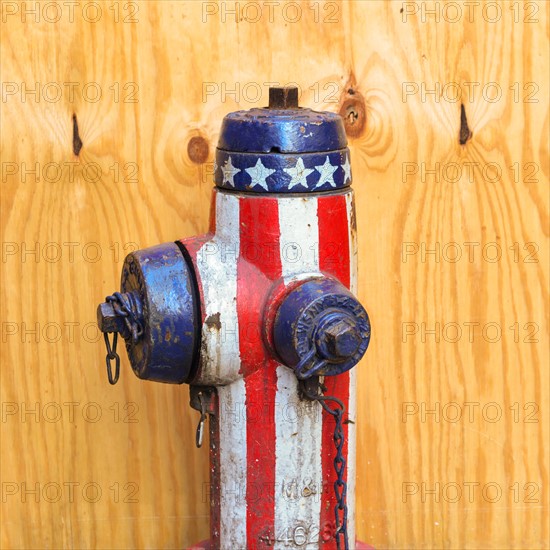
[273,278,371,378]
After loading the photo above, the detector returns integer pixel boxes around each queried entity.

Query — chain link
[106,292,144,343]
[104,332,120,385]
[301,382,349,550]
[102,292,143,385]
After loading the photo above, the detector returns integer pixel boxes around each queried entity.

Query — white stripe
[346,190,358,295]
[196,191,241,385]
[347,367,357,545]
[274,366,323,548]
[218,379,247,548]
[277,196,322,285]
[346,189,358,543]
[274,197,323,549]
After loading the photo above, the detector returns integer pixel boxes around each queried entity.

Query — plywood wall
[1,1,548,548]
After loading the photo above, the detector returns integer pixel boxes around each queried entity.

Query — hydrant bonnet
[215,87,351,193]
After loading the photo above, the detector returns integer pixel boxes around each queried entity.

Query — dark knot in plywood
[459,104,472,145]
[188,135,210,164]
[339,88,366,139]
[72,114,83,156]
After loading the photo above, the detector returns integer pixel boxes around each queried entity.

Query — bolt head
[97,302,125,334]
[322,319,362,359]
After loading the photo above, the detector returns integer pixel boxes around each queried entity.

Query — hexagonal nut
[97,302,126,334]
[324,320,362,358]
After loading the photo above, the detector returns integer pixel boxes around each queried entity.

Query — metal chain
[102,292,143,385]
[301,383,349,550]
[106,292,144,343]
[104,332,120,385]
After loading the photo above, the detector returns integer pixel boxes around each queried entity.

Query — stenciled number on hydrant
[97,86,371,550]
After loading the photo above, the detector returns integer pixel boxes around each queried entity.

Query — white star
[245,158,276,191]
[283,157,314,190]
[341,155,352,184]
[314,156,338,189]
[221,157,241,187]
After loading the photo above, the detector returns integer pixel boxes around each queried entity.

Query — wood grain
[1,1,548,548]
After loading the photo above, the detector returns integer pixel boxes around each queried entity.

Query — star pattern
[341,155,351,184]
[216,154,350,190]
[221,157,241,187]
[314,156,338,189]
[245,158,276,191]
[283,158,314,190]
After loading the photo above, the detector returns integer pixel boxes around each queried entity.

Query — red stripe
[238,196,282,548]
[317,193,351,547]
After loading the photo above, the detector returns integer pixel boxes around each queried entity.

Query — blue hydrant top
[214,86,351,193]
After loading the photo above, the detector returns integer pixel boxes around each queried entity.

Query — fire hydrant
[97,86,371,550]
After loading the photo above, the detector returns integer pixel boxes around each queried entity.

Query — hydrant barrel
[96,86,371,549]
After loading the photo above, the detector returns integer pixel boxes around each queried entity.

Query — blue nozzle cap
[273,278,370,379]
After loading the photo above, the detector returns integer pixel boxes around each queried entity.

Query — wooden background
[1,1,548,548]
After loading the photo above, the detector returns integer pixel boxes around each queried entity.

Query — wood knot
[339,88,367,139]
[187,135,209,164]
[459,104,472,145]
[72,113,83,156]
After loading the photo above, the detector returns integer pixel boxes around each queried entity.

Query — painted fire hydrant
[97,86,371,550]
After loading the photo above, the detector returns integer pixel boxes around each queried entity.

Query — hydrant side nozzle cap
[118,242,201,385]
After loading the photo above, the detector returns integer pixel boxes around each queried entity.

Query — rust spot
[72,114,83,156]
[459,103,472,145]
[205,312,222,331]
[188,135,209,164]
[339,86,366,139]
